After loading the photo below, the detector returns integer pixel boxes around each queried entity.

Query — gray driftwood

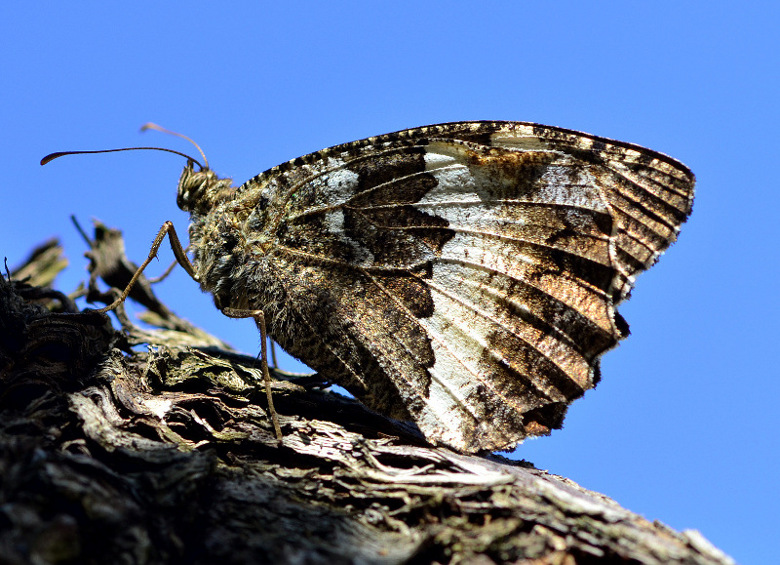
[0,230,734,565]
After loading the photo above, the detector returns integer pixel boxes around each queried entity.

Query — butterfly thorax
[181,166,296,343]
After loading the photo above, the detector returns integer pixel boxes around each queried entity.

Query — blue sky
[2,3,777,562]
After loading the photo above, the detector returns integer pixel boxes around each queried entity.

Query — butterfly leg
[95,221,196,313]
[146,245,190,284]
[221,307,284,443]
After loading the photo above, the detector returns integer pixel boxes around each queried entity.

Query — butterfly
[47,121,696,453]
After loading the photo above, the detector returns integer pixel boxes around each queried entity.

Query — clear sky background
[2,3,777,563]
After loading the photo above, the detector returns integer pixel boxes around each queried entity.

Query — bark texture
[0,232,734,565]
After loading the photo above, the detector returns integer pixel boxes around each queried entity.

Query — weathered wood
[0,233,734,565]
[8,238,68,291]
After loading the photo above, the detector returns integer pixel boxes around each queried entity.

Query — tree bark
[0,231,734,565]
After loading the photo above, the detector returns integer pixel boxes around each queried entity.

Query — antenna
[140,123,209,169]
[41,123,209,169]
[41,146,204,169]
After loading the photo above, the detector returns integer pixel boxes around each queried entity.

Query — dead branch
[0,232,734,565]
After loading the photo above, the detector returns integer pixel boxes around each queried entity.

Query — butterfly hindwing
[188,122,694,453]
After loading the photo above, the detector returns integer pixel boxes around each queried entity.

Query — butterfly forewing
[190,121,694,453]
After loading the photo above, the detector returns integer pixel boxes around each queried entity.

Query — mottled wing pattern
[235,122,694,453]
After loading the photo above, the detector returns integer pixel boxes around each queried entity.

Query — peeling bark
[0,230,734,565]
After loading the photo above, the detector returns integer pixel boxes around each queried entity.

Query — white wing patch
[316,162,376,266]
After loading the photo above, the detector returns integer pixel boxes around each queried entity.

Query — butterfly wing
[236,122,694,453]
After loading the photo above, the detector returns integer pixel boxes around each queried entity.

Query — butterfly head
[176,161,235,214]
